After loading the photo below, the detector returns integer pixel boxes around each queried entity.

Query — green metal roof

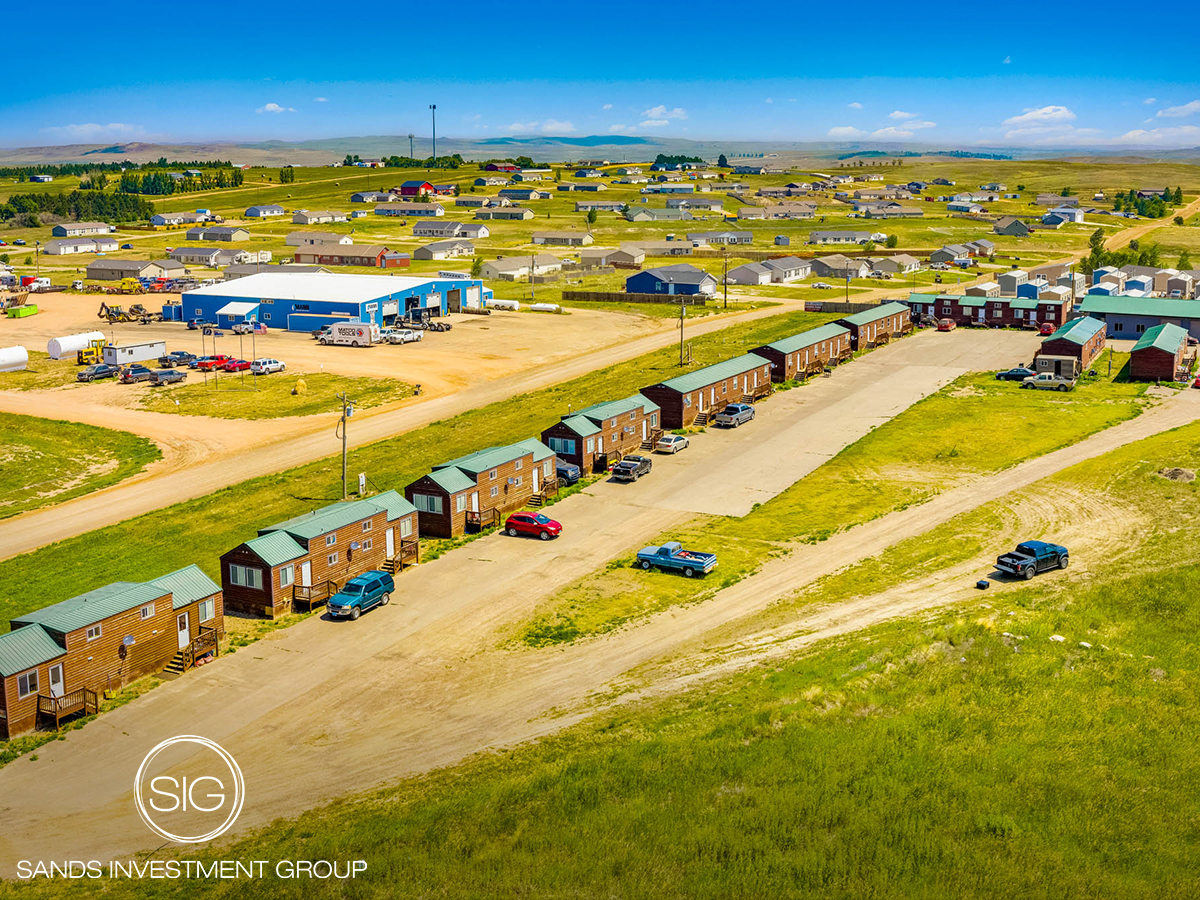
[574,393,660,424]
[1008,297,1041,309]
[149,565,221,610]
[12,582,166,634]
[650,353,769,394]
[515,438,555,462]
[437,444,525,475]
[263,497,384,541]
[424,467,477,494]
[558,414,601,437]
[367,489,418,520]
[0,625,65,677]
[244,530,307,567]
[1132,322,1188,354]
[838,301,910,327]
[907,292,939,303]
[1081,294,1200,319]
[761,323,850,355]
[1044,316,1105,346]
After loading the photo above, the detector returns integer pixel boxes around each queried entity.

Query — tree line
[1079,229,1191,273]
[1111,187,1183,218]
[0,191,156,224]
[115,168,244,196]
[0,158,235,178]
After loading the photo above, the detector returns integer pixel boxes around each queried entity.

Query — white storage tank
[488,298,520,311]
[529,303,560,313]
[47,331,105,360]
[0,345,29,372]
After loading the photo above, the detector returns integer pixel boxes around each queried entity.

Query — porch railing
[293,580,338,612]
[37,688,99,731]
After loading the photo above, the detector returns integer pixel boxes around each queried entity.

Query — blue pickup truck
[995,540,1069,580]
[636,542,718,578]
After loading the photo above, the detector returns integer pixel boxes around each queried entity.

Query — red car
[504,512,562,540]
[221,358,251,372]
[195,354,232,371]
[1039,322,1056,335]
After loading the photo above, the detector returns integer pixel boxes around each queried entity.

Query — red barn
[398,180,434,197]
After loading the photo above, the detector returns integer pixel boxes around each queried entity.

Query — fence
[563,290,708,306]
[803,300,901,314]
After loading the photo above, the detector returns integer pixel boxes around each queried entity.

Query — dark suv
[119,365,156,384]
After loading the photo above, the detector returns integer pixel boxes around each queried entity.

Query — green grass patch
[136,372,413,419]
[0,351,81,391]
[0,412,160,519]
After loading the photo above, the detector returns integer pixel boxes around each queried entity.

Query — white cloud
[1002,55,1011,64]
[541,119,575,134]
[602,103,613,110]
[1003,105,1076,126]
[41,122,147,141]
[257,102,295,114]
[506,121,540,133]
[1143,97,1157,105]
[765,97,774,104]
[873,121,936,138]
[788,98,797,103]
[1117,125,1200,145]
[639,119,670,128]
[889,110,917,120]
[827,125,867,138]
[847,101,863,109]
[640,105,687,120]
[313,96,328,102]
[608,123,634,134]
[1157,99,1200,118]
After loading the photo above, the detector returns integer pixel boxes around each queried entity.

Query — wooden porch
[293,579,339,613]
[640,427,664,450]
[37,687,99,732]
[466,507,502,532]
[528,477,560,508]
[383,537,420,573]
[742,381,773,403]
[164,624,222,676]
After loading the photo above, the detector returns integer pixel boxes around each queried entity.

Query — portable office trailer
[640,354,773,429]
[103,341,166,365]
[751,323,852,381]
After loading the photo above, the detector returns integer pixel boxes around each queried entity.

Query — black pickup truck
[996,541,1069,580]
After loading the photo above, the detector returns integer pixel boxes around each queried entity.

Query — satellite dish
[123,635,136,647]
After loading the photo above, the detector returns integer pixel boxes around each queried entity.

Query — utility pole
[530,251,535,303]
[679,296,686,366]
[429,104,437,164]
[722,246,728,309]
[337,393,353,500]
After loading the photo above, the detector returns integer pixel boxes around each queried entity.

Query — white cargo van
[319,322,381,347]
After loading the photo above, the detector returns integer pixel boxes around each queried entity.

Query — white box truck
[319,322,381,347]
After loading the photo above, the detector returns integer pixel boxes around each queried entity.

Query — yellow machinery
[76,338,107,366]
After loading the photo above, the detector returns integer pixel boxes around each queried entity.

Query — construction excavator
[98,301,134,323]
[128,303,163,324]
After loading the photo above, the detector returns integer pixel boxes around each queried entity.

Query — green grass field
[0,351,84,391]
[136,372,412,419]
[0,412,160,519]
[518,360,1149,645]
[15,420,1199,900]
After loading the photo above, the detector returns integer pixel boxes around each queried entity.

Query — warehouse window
[140,603,155,620]
[1136,323,1146,333]
[1112,322,1123,332]
[327,552,338,567]
[199,599,215,623]
[325,534,336,546]
[400,519,413,538]
[87,624,102,641]
[17,670,38,700]
[413,494,443,514]
[229,565,263,590]
[280,565,294,588]
[263,313,272,321]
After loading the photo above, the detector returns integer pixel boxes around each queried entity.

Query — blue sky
[5,0,1200,149]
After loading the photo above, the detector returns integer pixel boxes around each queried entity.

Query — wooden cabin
[541,394,662,473]
[220,490,419,618]
[751,323,851,381]
[640,354,773,429]
[0,566,222,737]
[1037,316,1106,372]
[405,439,557,537]
[1130,322,1190,381]
[907,292,1070,330]
[835,302,912,350]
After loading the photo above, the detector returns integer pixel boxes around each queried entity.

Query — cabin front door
[385,527,395,558]
[48,663,63,698]
[533,467,540,492]
[299,561,311,587]
[471,492,479,512]
[177,612,189,650]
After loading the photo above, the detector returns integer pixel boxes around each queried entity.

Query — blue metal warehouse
[163,272,490,331]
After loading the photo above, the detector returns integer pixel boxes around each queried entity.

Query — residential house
[51,222,112,237]
[42,237,119,255]
[626,207,692,222]
[1130,323,1190,381]
[185,226,249,242]
[85,259,180,280]
[413,220,467,239]
[994,216,1031,237]
[480,254,562,280]
[351,191,391,203]
[375,202,445,217]
[811,254,870,280]
[286,231,352,247]
[541,394,662,473]
[640,354,774,428]
[965,281,1002,299]
[245,204,285,218]
[574,200,626,212]
[930,244,971,264]
[871,254,920,275]
[626,263,717,296]
[808,230,872,245]
[498,188,551,201]
[623,240,694,257]
[997,270,1029,295]
[835,302,912,349]
[687,230,752,245]
[475,207,535,220]
[750,323,852,381]
[414,240,474,261]
[666,197,723,210]
[532,231,594,247]
[398,180,435,197]
[292,210,348,225]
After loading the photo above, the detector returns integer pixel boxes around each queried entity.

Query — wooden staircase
[694,411,710,427]
[162,650,189,677]
[640,428,664,450]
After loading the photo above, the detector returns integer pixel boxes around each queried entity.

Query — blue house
[165,272,487,331]
[1016,278,1049,299]
[626,264,717,297]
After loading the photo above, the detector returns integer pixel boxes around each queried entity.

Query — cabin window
[543,460,552,477]
[362,538,372,551]
[413,494,444,514]
[140,603,155,620]
[229,564,263,590]
[942,307,952,315]
[199,599,215,623]
[650,413,658,426]
[628,412,636,421]
[87,624,102,641]
[548,437,576,455]
[514,459,523,470]
[991,309,1002,318]
[280,565,294,588]
[489,469,498,480]
[327,552,339,566]
[490,485,499,498]
[17,670,38,699]
[721,383,727,395]
[456,494,468,513]
[586,438,595,453]
[361,520,372,532]
[513,476,523,487]
[325,534,337,547]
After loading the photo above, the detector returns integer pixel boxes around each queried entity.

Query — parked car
[636,542,718,578]
[1022,372,1074,392]
[384,328,422,344]
[996,366,1036,382]
[121,243,134,250]
[158,351,196,368]
[655,434,690,454]
[1039,322,1056,336]
[712,403,755,427]
[504,512,562,540]
[612,454,653,481]
[995,540,1069,580]
[937,318,956,332]
[811,281,833,289]
[250,358,286,375]
[193,355,232,371]
[13,239,26,246]
[326,571,395,620]
[556,461,581,485]
[76,364,119,382]
[221,358,251,372]
[150,368,187,385]
[118,364,156,384]
[231,322,256,334]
